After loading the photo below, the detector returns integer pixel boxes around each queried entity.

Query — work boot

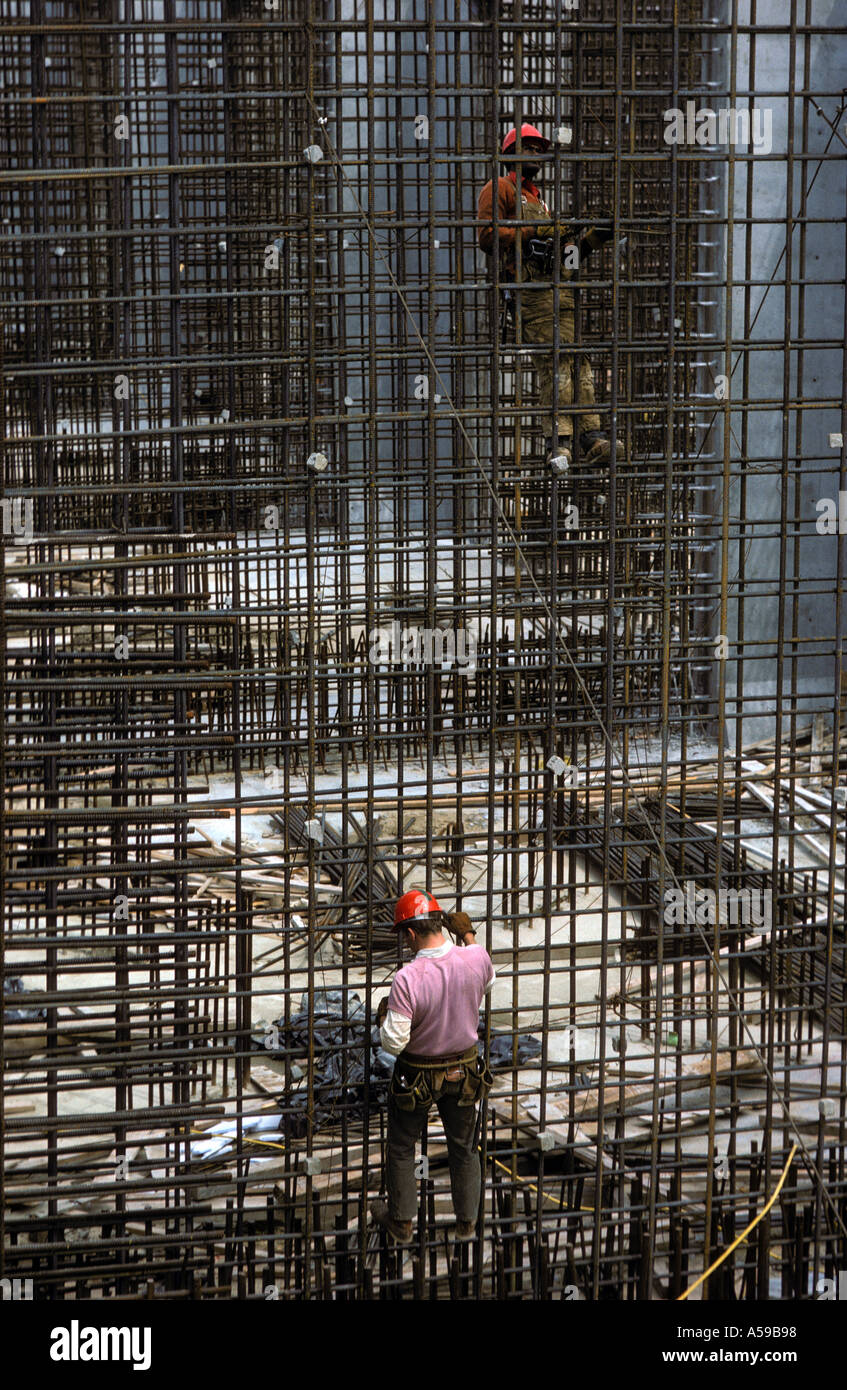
[546,437,572,475]
[455,1219,476,1240]
[578,429,625,465]
[370,1199,413,1244]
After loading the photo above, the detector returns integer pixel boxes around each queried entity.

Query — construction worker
[477,122,625,470]
[371,889,494,1243]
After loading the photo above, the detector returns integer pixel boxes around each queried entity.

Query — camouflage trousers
[517,291,602,441]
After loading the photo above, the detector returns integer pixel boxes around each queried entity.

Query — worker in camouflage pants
[477,122,625,471]
[518,293,601,453]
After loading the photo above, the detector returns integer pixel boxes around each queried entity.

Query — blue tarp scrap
[4,976,47,1023]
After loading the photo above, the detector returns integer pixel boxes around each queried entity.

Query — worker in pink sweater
[371,889,494,1244]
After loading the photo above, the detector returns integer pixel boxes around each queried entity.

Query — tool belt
[389,1044,493,1112]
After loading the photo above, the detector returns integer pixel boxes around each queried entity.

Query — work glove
[376,996,389,1026]
[532,220,579,240]
[578,223,615,259]
[446,911,476,945]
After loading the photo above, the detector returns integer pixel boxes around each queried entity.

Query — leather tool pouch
[391,1049,492,1110]
[389,1065,432,1113]
[457,1056,494,1107]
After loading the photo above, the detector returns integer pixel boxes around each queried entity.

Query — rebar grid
[1,0,846,1302]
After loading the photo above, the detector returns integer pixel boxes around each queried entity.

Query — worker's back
[387,941,494,1056]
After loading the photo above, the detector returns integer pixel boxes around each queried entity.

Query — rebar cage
[2,0,847,1302]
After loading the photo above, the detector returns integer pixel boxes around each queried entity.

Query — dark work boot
[370,1199,413,1244]
[578,429,625,465]
[455,1219,476,1240]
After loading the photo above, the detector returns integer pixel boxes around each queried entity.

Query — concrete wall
[705,0,847,747]
[334,0,482,530]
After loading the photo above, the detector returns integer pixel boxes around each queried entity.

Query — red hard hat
[394,888,442,927]
[501,123,550,155]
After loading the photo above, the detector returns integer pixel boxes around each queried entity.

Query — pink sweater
[385,941,495,1057]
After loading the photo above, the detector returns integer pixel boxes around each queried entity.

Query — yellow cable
[189,1126,286,1153]
[489,1154,594,1212]
[677,1145,797,1301]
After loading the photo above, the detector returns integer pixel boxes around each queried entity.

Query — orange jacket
[477,174,551,276]
[478,174,612,287]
